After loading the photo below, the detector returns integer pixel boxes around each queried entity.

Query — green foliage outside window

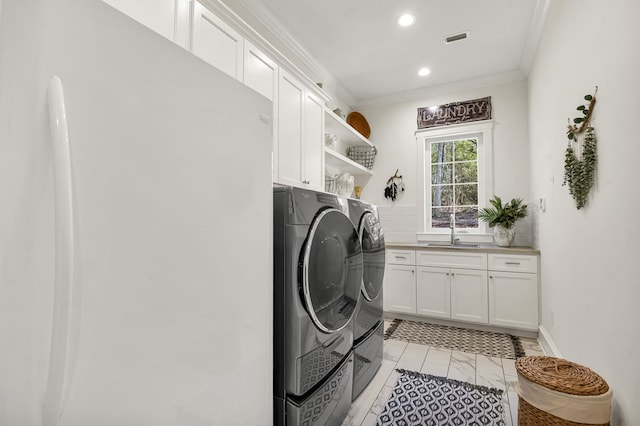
[430,138,478,228]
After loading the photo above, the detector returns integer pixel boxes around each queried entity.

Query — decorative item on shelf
[333,108,346,120]
[563,86,598,210]
[324,133,338,150]
[335,173,355,197]
[354,186,362,199]
[347,111,371,138]
[324,175,336,194]
[346,145,377,169]
[384,169,405,202]
[477,195,528,247]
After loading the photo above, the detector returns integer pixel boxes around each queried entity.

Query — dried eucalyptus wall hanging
[563,87,598,209]
[384,169,405,201]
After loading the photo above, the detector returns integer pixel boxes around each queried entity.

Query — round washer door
[359,211,386,301]
[301,208,362,333]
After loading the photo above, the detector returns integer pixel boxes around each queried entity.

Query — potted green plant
[477,196,528,247]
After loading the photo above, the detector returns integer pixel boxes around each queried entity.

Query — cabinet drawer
[488,254,538,273]
[387,249,415,265]
[416,250,487,270]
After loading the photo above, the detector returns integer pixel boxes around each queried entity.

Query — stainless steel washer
[273,185,362,426]
[348,198,385,400]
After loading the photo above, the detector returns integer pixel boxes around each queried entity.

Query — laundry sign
[417,96,492,129]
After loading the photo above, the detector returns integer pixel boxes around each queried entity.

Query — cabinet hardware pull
[446,272,450,276]
[490,276,493,279]
[395,256,406,259]
[505,262,521,265]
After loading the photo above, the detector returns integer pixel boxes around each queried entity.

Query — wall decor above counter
[417,96,492,129]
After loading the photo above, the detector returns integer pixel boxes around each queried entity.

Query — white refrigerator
[0,0,273,425]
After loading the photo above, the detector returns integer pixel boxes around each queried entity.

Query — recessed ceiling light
[418,67,431,77]
[397,14,415,27]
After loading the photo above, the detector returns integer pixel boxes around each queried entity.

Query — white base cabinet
[416,253,488,325]
[385,249,539,331]
[489,272,538,330]
[384,264,416,314]
[416,267,450,319]
[450,268,488,324]
[384,250,416,314]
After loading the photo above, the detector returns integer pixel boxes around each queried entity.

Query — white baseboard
[538,325,563,358]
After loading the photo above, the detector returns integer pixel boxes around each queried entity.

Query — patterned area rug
[376,369,505,426]
[384,319,525,359]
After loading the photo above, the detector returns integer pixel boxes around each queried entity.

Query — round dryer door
[301,208,362,333]
[359,211,386,301]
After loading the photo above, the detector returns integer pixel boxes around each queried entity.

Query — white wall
[528,1,640,424]
[100,0,177,42]
[0,0,54,423]
[357,80,531,243]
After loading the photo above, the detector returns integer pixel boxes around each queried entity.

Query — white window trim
[416,120,494,243]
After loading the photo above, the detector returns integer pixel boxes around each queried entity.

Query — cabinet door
[450,268,488,324]
[243,41,278,181]
[102,0,177,41]
[190,1,243,81]
[243,41,277,101]
[416,266,450,319]
[383,264,416,314]
[489,272,538,330]
[276,70,304,187]
[302,92,324,190]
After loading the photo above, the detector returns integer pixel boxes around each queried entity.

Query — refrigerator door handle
[43,76,77,426]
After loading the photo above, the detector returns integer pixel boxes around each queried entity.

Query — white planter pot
[494,225,516,247]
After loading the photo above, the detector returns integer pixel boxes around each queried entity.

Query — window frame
[416,121,494,242]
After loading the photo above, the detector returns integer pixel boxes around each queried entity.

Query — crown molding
[223,0,357,107]
[198,0,330,102]
[355,70,527,108]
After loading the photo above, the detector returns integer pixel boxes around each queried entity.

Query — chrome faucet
[449,213,458,245]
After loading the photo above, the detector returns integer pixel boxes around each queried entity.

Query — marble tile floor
[342,319,545,426]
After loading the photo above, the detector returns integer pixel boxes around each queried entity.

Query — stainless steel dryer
[273,185,363,426]
[348,198,386,400]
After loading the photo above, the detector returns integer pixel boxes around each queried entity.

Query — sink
[451,243,480,248]
[417,242,485,249]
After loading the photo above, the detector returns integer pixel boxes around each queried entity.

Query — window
[430,137,479,229]
[417,122,493,236]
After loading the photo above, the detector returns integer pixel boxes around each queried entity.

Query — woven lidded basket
[346,146,377,169]
[516,356,611,426]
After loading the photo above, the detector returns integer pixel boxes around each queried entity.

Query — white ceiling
[230,0,547,105]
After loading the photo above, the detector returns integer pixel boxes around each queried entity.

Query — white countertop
[386,242,540,255]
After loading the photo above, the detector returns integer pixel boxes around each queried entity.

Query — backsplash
[378,202,536,247]
[378,205,418,243]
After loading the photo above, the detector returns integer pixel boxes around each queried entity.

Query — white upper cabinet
[190,0,243,81]
[277,70,304,187]
[302,92,324,190]
[101,0,177,42]
[276,70,323,190]
[243,41,277,101]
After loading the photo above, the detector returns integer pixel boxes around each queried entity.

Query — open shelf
[324,148,374,177]
[324,107,374,148]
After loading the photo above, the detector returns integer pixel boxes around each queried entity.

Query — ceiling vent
[444,31,469,44]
